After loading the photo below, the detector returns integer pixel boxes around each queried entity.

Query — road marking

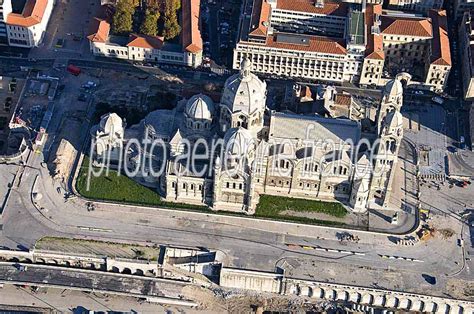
[378,254,423,263]
[77,226,112,232]
[285,243,365,256]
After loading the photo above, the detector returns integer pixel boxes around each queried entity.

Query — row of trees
[112,0,181,40]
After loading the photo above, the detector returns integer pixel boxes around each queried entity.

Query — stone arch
[385,296,399,308]
[313,288,325,299]
[135,269,144,276]
[349,292,361,303]
[122,268,132,274]
[35,258,46,264]
[300,286,311,297]
[111,266,120,273]
[324,289,336,300]
[424,301,437,313]
[289,284,299,295]
[336,290,349,301]
[398,298,412,310]
[361,293,374,305]
[9,257,20,263]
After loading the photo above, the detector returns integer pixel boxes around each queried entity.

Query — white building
[268,0,348,37]
[87,0,203,67]
[91,59,406,214]
[2,0,55,47]
[359,5,451,92]
[90,113,125,163]
[235,1,451,92]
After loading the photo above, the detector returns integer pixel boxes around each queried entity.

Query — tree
[162,0,181,40]
[140,9,160,36]
[112,0,136,35]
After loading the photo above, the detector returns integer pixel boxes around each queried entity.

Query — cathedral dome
[185,94,215,121]
[99,113,123,135]
[223,127,254,156]
[221,59,267,116]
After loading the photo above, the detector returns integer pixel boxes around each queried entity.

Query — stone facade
[91,60,405,214]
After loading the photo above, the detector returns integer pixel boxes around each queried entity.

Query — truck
[66,64,81,76]
[432,96,444,105]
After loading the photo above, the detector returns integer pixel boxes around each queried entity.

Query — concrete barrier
[219,268,282,293]
[218,267,474,313]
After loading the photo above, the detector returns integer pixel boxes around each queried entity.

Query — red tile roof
[127,34,164,49]
[7,0,48,28]
[245,33,347,54]
[87,18,110,43]
[249,0,271,37]
[182,0,203,53]
[275,0,347,16]
[381,15,432,38]
[365,4,384,60]
[429,10,452,66]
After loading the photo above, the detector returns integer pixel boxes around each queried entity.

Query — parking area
[202,0,242,67]
[29,0,100,59]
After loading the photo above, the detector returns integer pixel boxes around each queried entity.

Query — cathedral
[91,59,406,215]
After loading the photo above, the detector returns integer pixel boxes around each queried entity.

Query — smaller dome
[224,127,254,156]
[99,113,123,134]
[185,94,214,121]
[384,78,403,98]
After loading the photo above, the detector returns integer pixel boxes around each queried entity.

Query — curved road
[0,145,470,298]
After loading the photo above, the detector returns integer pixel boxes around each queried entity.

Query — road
[0,284,196,314]
[0,262,190,300]
[0,138,471,299]
[0,56,472,302]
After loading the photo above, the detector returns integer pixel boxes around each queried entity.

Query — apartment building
[235,0,451,91]
[234,33,350,83]
[460,11,474,100]
[235,0,367,83]
[387,0,444,13]
[268,0,348,37]
[358,5,451,91]
[0,0,11,44]
[2,0,55,48]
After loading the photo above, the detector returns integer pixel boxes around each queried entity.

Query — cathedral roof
[221,59,267,116]
[99,113,123,135]
[269,112,361,145]
[385,110,404,130]
[384,78,403,99]
[185,94,215,120]
[223,127,254,156]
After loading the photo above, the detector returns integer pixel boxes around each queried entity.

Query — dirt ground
[35,237,160,261]
[182,285,333,313]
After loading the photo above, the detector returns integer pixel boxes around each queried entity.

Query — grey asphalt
[0,262,188,299]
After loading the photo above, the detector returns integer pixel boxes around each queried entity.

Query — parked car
[432,96,444,105]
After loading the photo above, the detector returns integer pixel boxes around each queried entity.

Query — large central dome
[221,59,267,116]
